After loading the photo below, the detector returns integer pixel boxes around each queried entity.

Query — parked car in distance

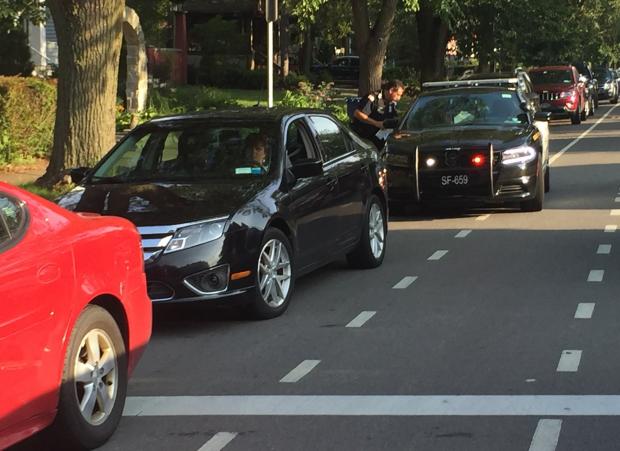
[58,108,388,319]
[0,183,151,450]
[593,67,619,103]
[386,82,550,212]
[572,61,599,110]
[529,65,589,124]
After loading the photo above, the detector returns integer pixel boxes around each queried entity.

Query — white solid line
[604,225,617,233]
[597,244,612,255]
[428,250,449,261]
[476,214,491,221]
[611,210,620,216]
[575,303,595,319]
[280,360,320,383]
[346,311,376,328]
[455,230,472,238]
[528,419,562,451]
[557,350,582,372]
[393,276,417,289]
[549,103,620,165]
[124,395,620,416]
[587,270,605,282]
[197,432,238,451]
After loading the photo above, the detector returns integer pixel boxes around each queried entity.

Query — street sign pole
[268,21,273,108]
[265,0,278,108]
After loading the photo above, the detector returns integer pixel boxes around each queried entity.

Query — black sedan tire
[52,305,127,450]
[521,163,544,212]
[347,195,387,268]
[248,228,295,319]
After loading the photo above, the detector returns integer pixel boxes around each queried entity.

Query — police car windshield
[404,91,527,130]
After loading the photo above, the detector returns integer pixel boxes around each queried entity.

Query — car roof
[418,86,517,97]
[146,107,330,126]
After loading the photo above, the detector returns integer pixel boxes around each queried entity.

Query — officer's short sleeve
[358,95,374,115]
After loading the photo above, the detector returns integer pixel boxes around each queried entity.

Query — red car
[0,183,151,450]
[529,65,589,124]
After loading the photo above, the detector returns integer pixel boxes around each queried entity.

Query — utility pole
[265,0,278,108]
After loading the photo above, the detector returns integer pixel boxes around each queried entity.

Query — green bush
[0,77,55,165]
[116,85,240,130]
[281,72,310,90]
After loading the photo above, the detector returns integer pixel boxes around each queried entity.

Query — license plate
[441,174,469,186]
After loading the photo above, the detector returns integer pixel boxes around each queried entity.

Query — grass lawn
[225,89,286,107]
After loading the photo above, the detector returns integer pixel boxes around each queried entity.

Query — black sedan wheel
[248,228,295,319]
[347,195,387,268]
[52,305,127,450]
[520,163,544,212]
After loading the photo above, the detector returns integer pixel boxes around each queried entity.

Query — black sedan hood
[60,181,267,226]
[388,126,531,153]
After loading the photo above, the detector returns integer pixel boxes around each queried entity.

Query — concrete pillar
[123,7,148,114]
[28,22,47,71]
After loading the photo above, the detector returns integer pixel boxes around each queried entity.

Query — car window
[90,123,278,183]
[309,116,350,161]
[285,119,317,165]
[0,194,27,250]
[529,70,573,85]
[404,91,527,129]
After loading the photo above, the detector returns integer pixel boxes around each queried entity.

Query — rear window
[529,70,573,85]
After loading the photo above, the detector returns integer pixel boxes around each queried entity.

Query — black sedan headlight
[164,218,228,254]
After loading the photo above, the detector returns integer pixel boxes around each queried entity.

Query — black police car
[58,109,388,319]
[386,79,550,212]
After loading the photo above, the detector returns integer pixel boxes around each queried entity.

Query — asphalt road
[15,103,620,450]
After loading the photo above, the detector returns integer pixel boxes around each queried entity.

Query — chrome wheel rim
[258,238,292,308]
[369,203,385,259]
[73,329,118,426]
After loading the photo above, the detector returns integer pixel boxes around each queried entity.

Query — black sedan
[386,85,550,212]
[58,109,388,319]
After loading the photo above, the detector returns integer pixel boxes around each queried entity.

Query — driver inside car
[245,132,269,168]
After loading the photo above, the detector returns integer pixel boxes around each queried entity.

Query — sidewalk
[0,159,47,186]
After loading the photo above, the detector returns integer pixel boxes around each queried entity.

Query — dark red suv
[529,65,588,125]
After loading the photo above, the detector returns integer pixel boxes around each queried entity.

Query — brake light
[471,154,485,167]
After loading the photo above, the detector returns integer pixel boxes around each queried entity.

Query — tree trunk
[302,27,313,76]
[41,0,125,185]
[416,1,449,82]
[351,0,397,95]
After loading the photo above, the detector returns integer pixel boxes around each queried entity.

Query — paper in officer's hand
[375,129,393,140]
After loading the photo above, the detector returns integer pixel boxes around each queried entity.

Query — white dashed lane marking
[597,244,612,255]
[476,214,491,221]
[557,350,582,372]
[575,303,595,319]
[455,230,472,238]
[393,276,417,289]
[528,420,562,451]
[125,395,620,416]
[615,197,620,203]
[604,225,617,233]
[346,311,376,328]
[197,432,238,451]
[610,210,620,216]
[428,250,449,261]
[280,360,320,383]
[587,270,605,282]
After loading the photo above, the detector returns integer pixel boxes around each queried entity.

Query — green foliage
[116,86,240,129]
[19,182,73,201]
[0,77,55,164]
[0,18,34,76]
[280,80,347,123]
[0,0,46,23]
[281,72,310,90]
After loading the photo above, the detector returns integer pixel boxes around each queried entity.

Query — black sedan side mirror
[534,112,552,122]
[69,167,92,184]
[291,159,323,179]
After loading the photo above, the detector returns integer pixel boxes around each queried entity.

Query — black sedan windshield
[91,123,277,183]
[404,91,526,129]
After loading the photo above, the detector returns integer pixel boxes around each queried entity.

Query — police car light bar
[422,78,519,89]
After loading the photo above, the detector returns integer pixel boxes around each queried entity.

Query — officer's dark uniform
[351,92,398,150]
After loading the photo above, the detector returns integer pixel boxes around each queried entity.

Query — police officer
[351,79,405,150]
